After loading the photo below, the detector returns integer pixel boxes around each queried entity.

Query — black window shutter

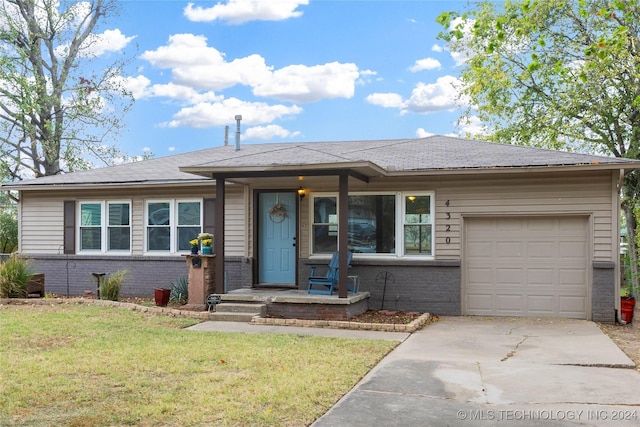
[63,201,75,254]
[203,198,215,235]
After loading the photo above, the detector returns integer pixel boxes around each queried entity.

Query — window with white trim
[146,200,202,253]
[310,192,434,257]
[403,194,432,255]
[79,201,131,252]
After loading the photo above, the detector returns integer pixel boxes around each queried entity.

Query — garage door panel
[527,241,556,259]
[467,294,492,311]
[527,295,555,314]
[558,268,587,286]
[496,241,523,257]
[559,241,587,258]
[465,216,588,319]
[527,268,555,285]
[495,294,525,312]
[558,297,587,318]
[467,267,493,284]
[495,268,525,285]
[466,241,493,258]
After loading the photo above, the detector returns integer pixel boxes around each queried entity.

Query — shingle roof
[5,136,639,189]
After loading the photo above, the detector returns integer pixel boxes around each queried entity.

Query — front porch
[214,288,370,321]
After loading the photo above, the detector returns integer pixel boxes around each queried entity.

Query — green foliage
[0,0,138,180]
[0,208,17,254]
[99,270,128,301]
[0,255,35,298]
[437,0,640,155]
[169,276,188,304]
[437,0,640,289]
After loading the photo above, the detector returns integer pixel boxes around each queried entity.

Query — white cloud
[168,147,176,152]
[141,34,273,91]
[365,93,404,108]
[253,62,360,103]
[184,0,309,25]
[457,115,486,137]
[244,124,301,140]
[416,128,434,138]
[161,97,303,128]
[117,75,151,100]
[80,29,136,57]
[142,35,361,103]
[408,58,441,72]
[367,76,466,115]
[432,44,444,53]
[403,76,463,114]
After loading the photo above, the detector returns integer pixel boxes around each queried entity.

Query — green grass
[0,304,397,426]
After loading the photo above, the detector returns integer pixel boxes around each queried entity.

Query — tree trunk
[623,202,639,296]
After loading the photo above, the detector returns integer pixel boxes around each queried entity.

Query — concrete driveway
[313,317,640,426]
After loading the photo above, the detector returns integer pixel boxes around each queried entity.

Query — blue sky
[101,0,477,158]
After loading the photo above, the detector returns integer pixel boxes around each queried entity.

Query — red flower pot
[154,288,171,307]
[621,297,636,324]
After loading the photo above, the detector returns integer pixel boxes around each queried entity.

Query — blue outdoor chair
[307,251,352,295]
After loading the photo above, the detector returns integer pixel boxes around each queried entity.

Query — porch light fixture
[407,195,417,202]
[297,187,307,198]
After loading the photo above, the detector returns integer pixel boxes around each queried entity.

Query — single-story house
[4,135,640,322]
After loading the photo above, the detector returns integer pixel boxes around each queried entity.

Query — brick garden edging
[251,312,433,332]
[2,297,433,332]
[0,297,211,320]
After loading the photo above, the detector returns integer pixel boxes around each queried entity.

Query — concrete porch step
[208,311,260,322]
[209,302,267,322]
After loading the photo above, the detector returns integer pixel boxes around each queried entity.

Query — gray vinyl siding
[19,185,247,257]
[297,171,616,262]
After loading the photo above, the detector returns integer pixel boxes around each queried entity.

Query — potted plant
[198,232,213,254]
[189,238,199,254]
[621,286,636,324]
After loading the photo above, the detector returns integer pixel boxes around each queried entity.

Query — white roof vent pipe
[224,125,229,146]
[234,115,242,151]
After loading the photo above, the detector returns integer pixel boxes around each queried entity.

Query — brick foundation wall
[299,259,461,316]
[26,255,248,298]
[266,298,369,321]
[592,261,616,323]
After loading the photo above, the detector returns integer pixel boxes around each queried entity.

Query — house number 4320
[444,200,451,244]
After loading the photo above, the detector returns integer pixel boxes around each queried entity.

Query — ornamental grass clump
[169,276,188,304]
[0,254,35,298]
[99,269,128,301]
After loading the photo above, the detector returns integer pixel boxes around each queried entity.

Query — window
[403,195,432,255]
[79,201,131,252]
[348,194,395,254]
[312,196,337,253]
[146,200,202,253]
[310,192,434,257]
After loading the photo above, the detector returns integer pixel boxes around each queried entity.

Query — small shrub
[169,276,188,304]
[0,254,35,298]
[99,270,128,301]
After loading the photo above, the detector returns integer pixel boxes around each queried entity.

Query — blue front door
[258,192,296,285]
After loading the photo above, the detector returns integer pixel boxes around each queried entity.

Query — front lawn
[0,304,397,426]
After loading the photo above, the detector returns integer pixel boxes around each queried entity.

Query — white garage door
[464,216,589,319]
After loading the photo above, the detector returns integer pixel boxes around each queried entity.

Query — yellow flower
[202,239,212,247]
[189,239,199,247]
